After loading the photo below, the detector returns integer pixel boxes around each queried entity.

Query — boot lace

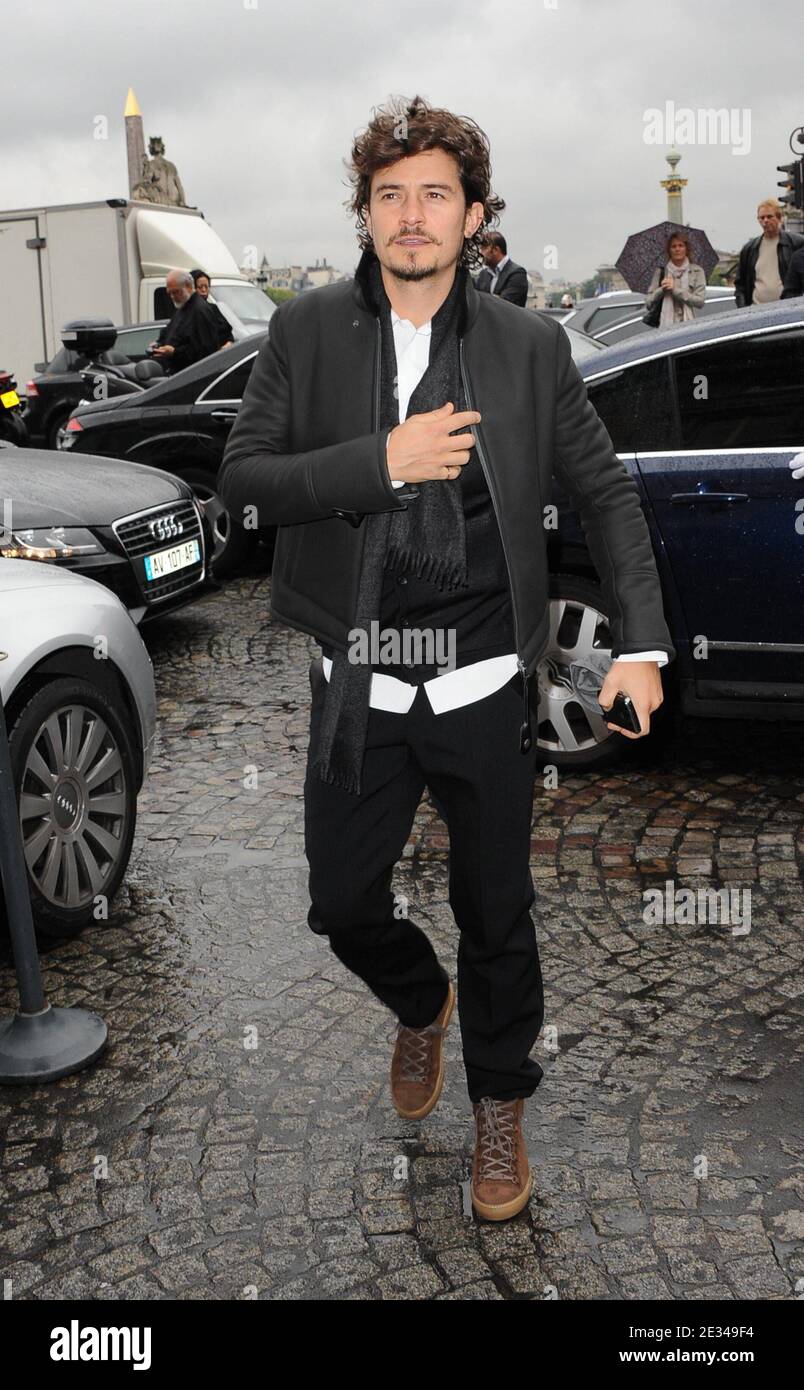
[475,1098,519,1184]
[389,1020,446,1084]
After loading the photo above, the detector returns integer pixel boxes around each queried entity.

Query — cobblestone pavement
[1,565,803,1301]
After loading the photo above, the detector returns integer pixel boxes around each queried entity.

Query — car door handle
[670,492,749,505]
[210,408,238,422]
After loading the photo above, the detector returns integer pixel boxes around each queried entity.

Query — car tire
[180,467,254,578]
[3,678,138,942]
[46,404,76,451]
[535,573,672,772]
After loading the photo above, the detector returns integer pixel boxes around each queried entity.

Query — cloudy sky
[4,0,800,282]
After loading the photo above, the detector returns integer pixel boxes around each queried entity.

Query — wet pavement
[1,562,803,1301]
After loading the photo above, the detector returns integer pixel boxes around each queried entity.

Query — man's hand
[598,659,663,739]
[387,401,481,484]
[152,344,174,359]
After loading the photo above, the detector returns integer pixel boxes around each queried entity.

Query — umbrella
[615,221,718,294]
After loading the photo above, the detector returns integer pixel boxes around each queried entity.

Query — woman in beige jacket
[645,231,706,326]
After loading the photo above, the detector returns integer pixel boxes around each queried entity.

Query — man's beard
[382,243,459,283]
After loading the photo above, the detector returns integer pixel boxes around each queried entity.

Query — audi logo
[149,513,184,542]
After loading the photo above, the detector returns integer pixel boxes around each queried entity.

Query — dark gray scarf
[309,253,471,795]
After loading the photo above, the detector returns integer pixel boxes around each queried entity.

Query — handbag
[642,295,662,327]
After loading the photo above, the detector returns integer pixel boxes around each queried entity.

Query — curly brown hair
[344,94,505,270]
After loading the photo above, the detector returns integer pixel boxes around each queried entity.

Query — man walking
[150,268,233,374]
[218,96,675,1221]
[734,198,804,306]
[475,231,529,305]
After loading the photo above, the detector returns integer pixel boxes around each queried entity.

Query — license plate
[1,389,20,408]
[143,538,200,581]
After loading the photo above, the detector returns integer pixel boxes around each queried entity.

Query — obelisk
[124,88,145,199]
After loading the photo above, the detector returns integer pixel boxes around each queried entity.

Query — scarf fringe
[385,541,469,592]
[310,753,362,796]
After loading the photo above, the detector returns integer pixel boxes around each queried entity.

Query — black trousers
[303,656,544,1103]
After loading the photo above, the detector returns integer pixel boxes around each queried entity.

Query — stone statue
[132,136,187,207]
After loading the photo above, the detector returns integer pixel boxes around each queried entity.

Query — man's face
[364,147,484,283]
[166,275,193,307]
[758,206,782,236]
[481,241,502,268]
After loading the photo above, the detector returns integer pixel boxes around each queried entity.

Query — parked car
[22,320,168,449]
[562,287,735,344]
[593,287,737,350]
[60,334,273,575]
[0,441,212,622]
[0,560,156,939]
[541,297,804,767]
[560,324,604,363]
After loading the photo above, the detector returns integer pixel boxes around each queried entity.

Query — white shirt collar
[391,308,431,335]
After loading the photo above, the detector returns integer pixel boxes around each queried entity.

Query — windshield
[211,283,276,322]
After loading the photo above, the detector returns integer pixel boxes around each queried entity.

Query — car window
[673,329,804,449]
[154,288,173,320]
[587,358,676,453]
[45,347,77,373]
[116,325,160,360]
[585,304,642,334]
[201,357,256,402]
[596,316,650,346]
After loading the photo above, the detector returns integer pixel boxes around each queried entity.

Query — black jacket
[734,230,804,307]
[475,257,529,306]
[218,249,676,680]
[157,291,232,373]
[781,244,804,299]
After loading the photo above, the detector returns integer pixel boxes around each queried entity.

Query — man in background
[734,199,804,306]
[150,268,232,374]
[475,232,529,305]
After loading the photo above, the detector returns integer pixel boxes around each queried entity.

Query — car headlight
[0,525,105,560]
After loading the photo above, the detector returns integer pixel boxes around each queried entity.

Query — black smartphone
[601,691,642,734]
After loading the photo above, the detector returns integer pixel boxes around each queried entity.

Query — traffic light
[777,159,804,211]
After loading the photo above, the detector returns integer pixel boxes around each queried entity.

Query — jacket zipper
[374,319,381,430]
[459,340,533,755]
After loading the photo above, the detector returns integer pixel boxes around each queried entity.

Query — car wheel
[535,573,669,771]
[46,404,76,450]
[5,678,138,941]
[180,467,254,578]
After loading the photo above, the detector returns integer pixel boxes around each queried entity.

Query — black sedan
[0,441,213,622]
[23,321,167,449]
[60,335,270,575]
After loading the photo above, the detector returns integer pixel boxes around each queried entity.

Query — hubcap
[536,595,614,754]
[17,703,128,911]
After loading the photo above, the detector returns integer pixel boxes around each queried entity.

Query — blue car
[543,298,804,767]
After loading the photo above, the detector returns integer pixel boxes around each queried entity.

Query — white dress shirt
[488,252,510,294]
[322,308,667,713]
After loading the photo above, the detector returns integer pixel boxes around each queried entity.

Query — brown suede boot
[390,981,456,1120]
[470,1097,532,1221]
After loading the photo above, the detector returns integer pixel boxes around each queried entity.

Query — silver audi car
[0,560,156,941]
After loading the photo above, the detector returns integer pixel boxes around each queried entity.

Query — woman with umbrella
[643,231,706,326]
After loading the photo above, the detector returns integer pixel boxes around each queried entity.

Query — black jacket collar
[351,246,479,335]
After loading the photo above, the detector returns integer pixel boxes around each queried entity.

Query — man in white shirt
[219,95,673,1223]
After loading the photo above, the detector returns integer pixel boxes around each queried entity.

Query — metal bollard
[0,691,107,1082]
